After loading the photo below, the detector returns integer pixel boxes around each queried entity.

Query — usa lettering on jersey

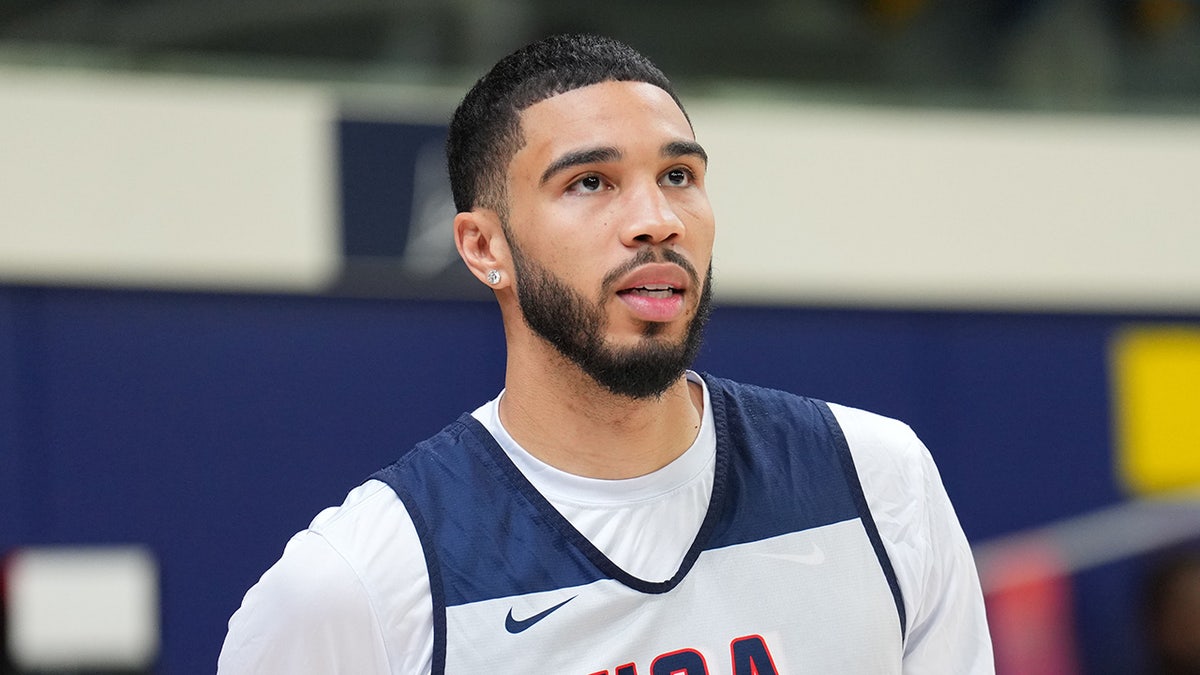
[588,634,778,675]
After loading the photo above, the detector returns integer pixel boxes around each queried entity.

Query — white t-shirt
[218,373,993,673]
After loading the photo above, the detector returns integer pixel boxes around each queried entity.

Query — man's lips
[613,263,690,296]
[618,283,677,299]
[613,263,689,322]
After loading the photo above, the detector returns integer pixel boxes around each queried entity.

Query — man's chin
[601,328,686,354]
[578,339,695,399]
[604,314,685,341]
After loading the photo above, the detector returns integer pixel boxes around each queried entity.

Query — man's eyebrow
[663,140,708,165]
[539,146,622,186]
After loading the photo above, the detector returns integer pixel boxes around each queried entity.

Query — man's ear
[454,209,511,288]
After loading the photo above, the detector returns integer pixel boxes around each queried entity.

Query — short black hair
[446,34,686,215]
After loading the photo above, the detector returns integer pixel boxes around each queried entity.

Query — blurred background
[1,0,1199,673]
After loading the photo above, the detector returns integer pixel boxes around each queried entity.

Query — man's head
[450,35,714,400]
[446,33,686,217]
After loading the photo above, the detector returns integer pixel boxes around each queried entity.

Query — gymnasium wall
[3,64,1200,309]
[2,64,1198,673]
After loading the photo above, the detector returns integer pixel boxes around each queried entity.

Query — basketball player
[218,34,994,674]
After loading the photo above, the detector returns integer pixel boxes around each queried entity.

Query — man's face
[501,80,716,398]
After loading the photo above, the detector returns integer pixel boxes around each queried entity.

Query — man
[219,34,993,674]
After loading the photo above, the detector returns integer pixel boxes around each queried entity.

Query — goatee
[510,243,712,399]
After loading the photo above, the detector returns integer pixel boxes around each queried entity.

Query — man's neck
[498,352,704,480]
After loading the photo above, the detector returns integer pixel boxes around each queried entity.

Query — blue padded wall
[0,284,1190,673]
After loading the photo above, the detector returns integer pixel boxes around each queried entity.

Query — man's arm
[830,403,995,674]
[899,438,994,673]
[218,481,435,674]
[217,530,392,674]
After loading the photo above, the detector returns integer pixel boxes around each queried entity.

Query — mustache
[600,247,701,296]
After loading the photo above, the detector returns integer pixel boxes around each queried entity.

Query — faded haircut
[446,34,687,217]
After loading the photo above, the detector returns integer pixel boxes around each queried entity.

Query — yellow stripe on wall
[1112,326,1200,495]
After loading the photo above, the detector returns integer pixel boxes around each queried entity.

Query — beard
[508,240,713,400]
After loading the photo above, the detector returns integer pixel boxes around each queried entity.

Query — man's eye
[662,168,692,187]
[570,175,605,193]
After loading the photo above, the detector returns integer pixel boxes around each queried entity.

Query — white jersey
[218,373,993,673]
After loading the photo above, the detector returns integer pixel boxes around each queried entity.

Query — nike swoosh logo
[504,595,577,634]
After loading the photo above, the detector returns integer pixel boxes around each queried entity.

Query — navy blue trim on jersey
[373,419,610,607]
[371,373,908,671]
[383,478,449,674]
[703,375,906,640]
[701,376,864,549]
[462,412,728,596]
[819,400,909,641]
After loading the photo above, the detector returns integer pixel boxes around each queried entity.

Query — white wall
[697,99,1200,310]
[0,66,339,292]
[2,65,1197,310]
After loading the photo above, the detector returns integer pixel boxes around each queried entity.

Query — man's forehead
[515,81,693,154]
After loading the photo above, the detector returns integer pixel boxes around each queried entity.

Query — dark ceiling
[1,0,1197,108]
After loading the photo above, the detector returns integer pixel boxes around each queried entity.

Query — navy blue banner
[336,118,484,299]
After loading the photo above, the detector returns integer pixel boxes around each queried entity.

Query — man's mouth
[619,284,680,299]
[615,281,687,323]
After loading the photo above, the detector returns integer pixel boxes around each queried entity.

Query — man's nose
[618,181,686,246]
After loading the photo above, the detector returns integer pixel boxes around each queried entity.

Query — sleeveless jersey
[371,374,906,674]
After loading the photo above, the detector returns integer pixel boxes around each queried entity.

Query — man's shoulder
[824,402,934,502]
[705,373,921,459]
[700,373,826,414]
[220,479,426,674]
[293,417,478,554]
[307,479,407,537]
[281,479,419,578]
[825,402,921,454]
[706,373,910,428]
[371,414,481,484]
